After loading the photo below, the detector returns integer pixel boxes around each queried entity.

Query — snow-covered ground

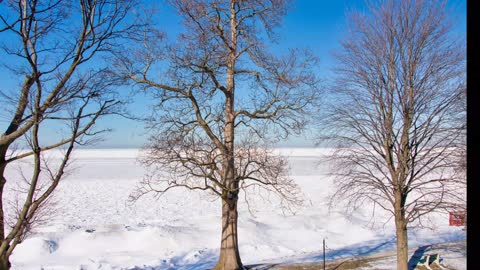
[4,148,466,269]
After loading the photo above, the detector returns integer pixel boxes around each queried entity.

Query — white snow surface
[4,148,465,269]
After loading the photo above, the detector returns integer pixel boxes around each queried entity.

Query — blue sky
[0,0,466,148]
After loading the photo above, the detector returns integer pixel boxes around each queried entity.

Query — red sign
[449,211,466,226]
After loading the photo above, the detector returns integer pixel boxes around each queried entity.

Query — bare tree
[115,0,320,269]
[0,1,139,268]
[319,1,466,269]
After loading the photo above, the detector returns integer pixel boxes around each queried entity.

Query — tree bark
[213,196,242,270]
[213,2,242,268]
[0,161,6,242]
[214,58,243,269]
[0,253,10,270]
[0,146,10,270]
[394,194,409,270]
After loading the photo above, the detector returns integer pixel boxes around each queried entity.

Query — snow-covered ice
[4,148,465,269]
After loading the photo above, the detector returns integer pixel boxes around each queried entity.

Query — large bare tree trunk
[214,5,243,267]
[0,147,10,270]
[0,194,8,270]
[214,128,243,270]
[214,196,242,270]
[0,255,10,270]
[394,194,409,270]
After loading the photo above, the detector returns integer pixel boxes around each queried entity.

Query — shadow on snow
[128,230,465,270]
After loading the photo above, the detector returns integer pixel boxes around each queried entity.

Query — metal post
[323,238,326,270]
